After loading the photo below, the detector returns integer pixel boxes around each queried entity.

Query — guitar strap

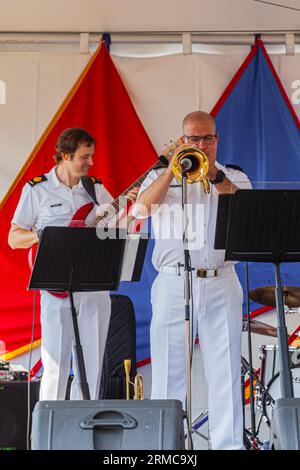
[81,176,102,205]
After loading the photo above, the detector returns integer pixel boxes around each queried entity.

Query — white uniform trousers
[39,290,111,400]
[150,268,244,450]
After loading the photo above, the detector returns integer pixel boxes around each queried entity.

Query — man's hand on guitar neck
[118,186,140,231]
[95,185,140,231]
[125,186,140,204]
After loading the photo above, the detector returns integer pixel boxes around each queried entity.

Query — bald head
[182,111,216,133]
[182,110,219,164]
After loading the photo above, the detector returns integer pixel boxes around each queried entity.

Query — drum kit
[243,285,300,446]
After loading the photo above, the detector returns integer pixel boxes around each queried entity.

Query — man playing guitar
[8,127,137,401]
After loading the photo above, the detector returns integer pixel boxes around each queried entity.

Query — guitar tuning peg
[164,139,178,157]
[170,138,180,148]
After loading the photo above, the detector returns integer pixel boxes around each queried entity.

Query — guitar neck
[87,159,166,227]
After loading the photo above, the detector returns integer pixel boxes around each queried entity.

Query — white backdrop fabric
[0,50,300,199]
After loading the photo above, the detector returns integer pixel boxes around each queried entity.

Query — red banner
[0,43,157,357]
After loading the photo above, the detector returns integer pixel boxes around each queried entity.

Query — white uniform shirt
[134,162,252,271]
[11,166,113,231]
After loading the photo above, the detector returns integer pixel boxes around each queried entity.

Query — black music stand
[28,226,148,401]
[215,192,258,447]
[215,189,300,449]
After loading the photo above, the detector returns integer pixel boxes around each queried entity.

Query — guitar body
[28,202,94,298]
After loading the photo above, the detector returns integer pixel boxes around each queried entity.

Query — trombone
[171,147,210,193]
[124,359,144,400]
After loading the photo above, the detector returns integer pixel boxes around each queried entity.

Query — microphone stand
[181,161,193,450]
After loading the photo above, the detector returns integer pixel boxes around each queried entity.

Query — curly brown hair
[54,128,96,164]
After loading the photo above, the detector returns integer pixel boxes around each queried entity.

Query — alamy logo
[0,80,6,104]
[291,80,300,105]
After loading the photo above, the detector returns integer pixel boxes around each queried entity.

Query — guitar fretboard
[86,159,166,228]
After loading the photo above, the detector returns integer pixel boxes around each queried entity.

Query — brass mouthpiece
[124,359,131,400]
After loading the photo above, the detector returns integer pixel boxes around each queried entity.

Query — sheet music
[120,234,142,281]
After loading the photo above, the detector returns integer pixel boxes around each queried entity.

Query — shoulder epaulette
[27,174,48,187]
[225,164,245,174]
[89,176,102,184]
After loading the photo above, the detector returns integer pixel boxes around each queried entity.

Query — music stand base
[69,292,90,400]
[270,398,300,450]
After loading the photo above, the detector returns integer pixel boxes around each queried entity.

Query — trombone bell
[134,374,144,400]
[171,147,210,192]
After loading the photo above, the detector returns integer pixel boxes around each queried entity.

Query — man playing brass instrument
[133,111,251,450]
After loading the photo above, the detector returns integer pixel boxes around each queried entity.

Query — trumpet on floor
[124,359,144,400]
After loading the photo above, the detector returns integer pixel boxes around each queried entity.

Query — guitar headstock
[161,137,183,162]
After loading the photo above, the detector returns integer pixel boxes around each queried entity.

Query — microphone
[180,157,193,172]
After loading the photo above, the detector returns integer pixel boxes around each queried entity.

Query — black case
[31,399,185,450]
[99,294,137,399]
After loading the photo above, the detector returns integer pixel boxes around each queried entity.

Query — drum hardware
[241,358,253,449]
[191,409,209,443]
[261,368,300,427]
[248,266,295,403]
[249,285,300,309]
[257,344,300,428]
[241,265,286,448]
[241,355,275,447]
[259,344,300,388]
[243,318,277,337]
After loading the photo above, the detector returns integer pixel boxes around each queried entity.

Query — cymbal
[243,318,277,337]
[249,285,300,309]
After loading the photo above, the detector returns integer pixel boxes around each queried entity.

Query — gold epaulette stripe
[90,176,102,184]
[27,175,48,186]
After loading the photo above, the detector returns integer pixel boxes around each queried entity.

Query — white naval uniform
[11,166,113,400]
[134,162,252,450]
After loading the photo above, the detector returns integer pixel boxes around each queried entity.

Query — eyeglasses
[183,134,218,145]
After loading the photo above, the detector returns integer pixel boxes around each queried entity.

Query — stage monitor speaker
[0,381,40,450]
[31,399,185,450]
[270,398,300,450]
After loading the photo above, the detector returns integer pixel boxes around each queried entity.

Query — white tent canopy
[0,0,300,33]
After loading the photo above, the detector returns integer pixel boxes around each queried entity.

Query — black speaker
[32,399,185,450]
[0,381,40,450]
